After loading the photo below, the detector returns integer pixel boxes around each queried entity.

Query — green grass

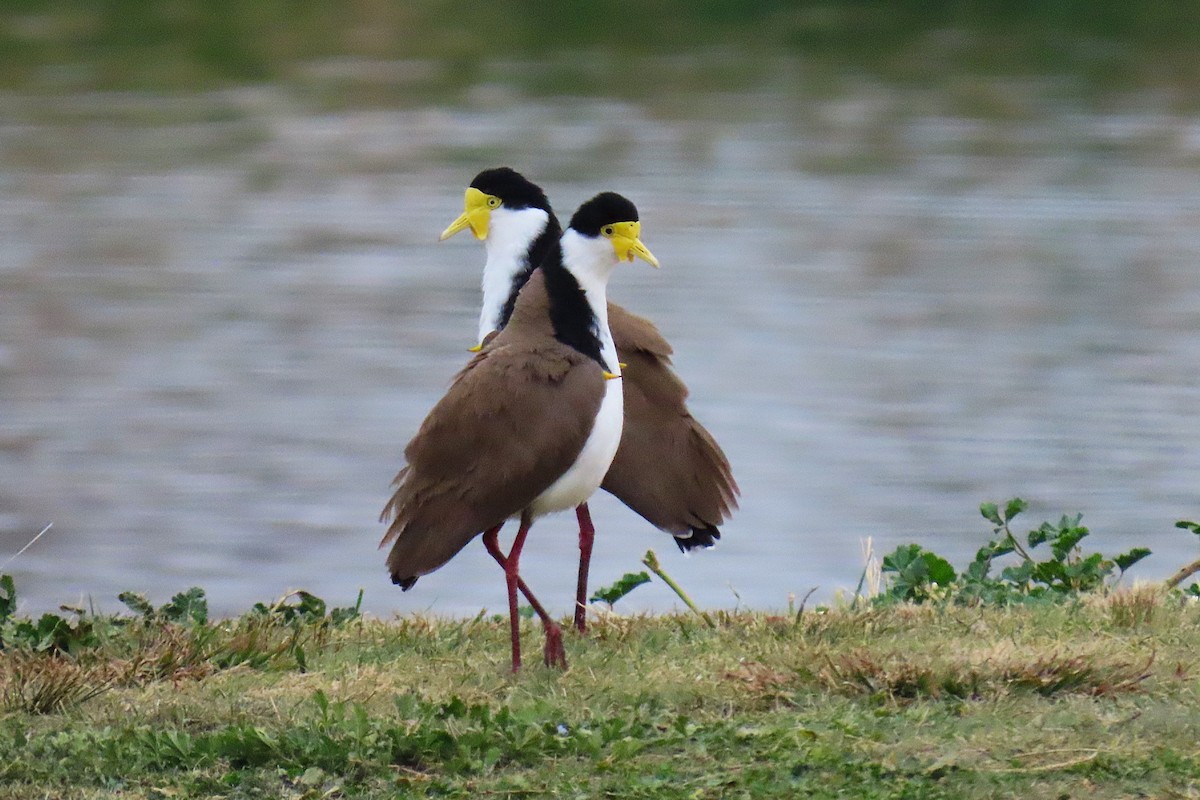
[2,0,1199,103]
[2,587,1199,798]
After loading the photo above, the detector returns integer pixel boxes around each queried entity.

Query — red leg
[482,518,567,670]
[504,515,531,672]
[573,504,595,633]
[483,525,554,626]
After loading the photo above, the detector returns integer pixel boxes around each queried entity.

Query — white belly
[529,377,623,517]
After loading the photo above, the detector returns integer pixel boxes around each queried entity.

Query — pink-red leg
[482,525,554,631]
[573,503,595,633]
[482,517,567,671]
[503,516,530,672]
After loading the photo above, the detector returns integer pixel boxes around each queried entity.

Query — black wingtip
[674,525,721,553]
[392,574,418,591]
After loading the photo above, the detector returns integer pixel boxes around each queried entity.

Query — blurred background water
[2,2,1200,617]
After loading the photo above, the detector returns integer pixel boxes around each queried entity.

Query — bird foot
[542,622,568,669]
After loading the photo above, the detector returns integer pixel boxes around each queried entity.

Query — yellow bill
[440,187,498,241]
[607,220,659,267]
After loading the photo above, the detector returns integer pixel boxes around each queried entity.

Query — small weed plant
[0,579,363,714]
[877,498,1158,605]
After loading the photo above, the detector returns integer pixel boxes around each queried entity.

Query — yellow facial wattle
[440,187,499,241]
[604,220,659,267]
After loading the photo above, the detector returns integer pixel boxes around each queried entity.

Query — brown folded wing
[602,302,740,544]
[381,279,605,587]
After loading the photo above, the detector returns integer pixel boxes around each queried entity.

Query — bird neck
[551,229,619,374]
[478,208,558,345]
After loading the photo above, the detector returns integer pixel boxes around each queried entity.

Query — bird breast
[527,375,624,517]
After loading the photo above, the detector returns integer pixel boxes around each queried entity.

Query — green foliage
[0,576,361,680]
[116,591,154,618]
[1176,519,1200,536]
[880,499,1153,605]
[251,589,362,626]
[119,587,209,625]
[162,587,209,624]
[1,613,99,654]
[0,574,16,622]
[4,0,1200,96]
[0,575,100,654]
[879,545,956,603]
[590,571,651,607]
[1,687,680,781]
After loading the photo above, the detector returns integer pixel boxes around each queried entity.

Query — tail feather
[674,524,721,552]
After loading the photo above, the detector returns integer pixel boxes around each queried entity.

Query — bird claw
[542,622,568,669]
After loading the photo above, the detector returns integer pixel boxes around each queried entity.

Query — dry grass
[0,651,115,714]
[812,645,1155,700]
[1099,582,1166,628]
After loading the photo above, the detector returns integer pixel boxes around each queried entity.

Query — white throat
[560,228,620,375]
[529,227,625,518]
[478,207,550,344]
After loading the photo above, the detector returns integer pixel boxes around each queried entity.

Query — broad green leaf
[162,588,208,625]
[1004,497,1028,522]
[1027,523,1052,549]
[590,571,651,605]
[881,543,923,573]
[118,591,155,618]
[1114,548,1151,573]
[1050,525,1089,562]
[922,552,957,586]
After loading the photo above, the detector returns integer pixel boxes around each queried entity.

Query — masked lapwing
[381,191,658,671]
[440,168,739,632]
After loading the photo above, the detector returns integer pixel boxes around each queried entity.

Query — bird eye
[603,226,614,236]
[487,197,501,208]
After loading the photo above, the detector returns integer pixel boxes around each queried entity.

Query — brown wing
[608,302,673,360]
[601,303,739,548]
[381,334,605,588]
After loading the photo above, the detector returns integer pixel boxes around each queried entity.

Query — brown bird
[441,168,739,632]
[381,191,659,671]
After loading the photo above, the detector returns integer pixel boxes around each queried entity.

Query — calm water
[3,58,1200,617]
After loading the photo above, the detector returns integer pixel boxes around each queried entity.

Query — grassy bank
[2,0,1199,101]
[2,586,1199,798]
